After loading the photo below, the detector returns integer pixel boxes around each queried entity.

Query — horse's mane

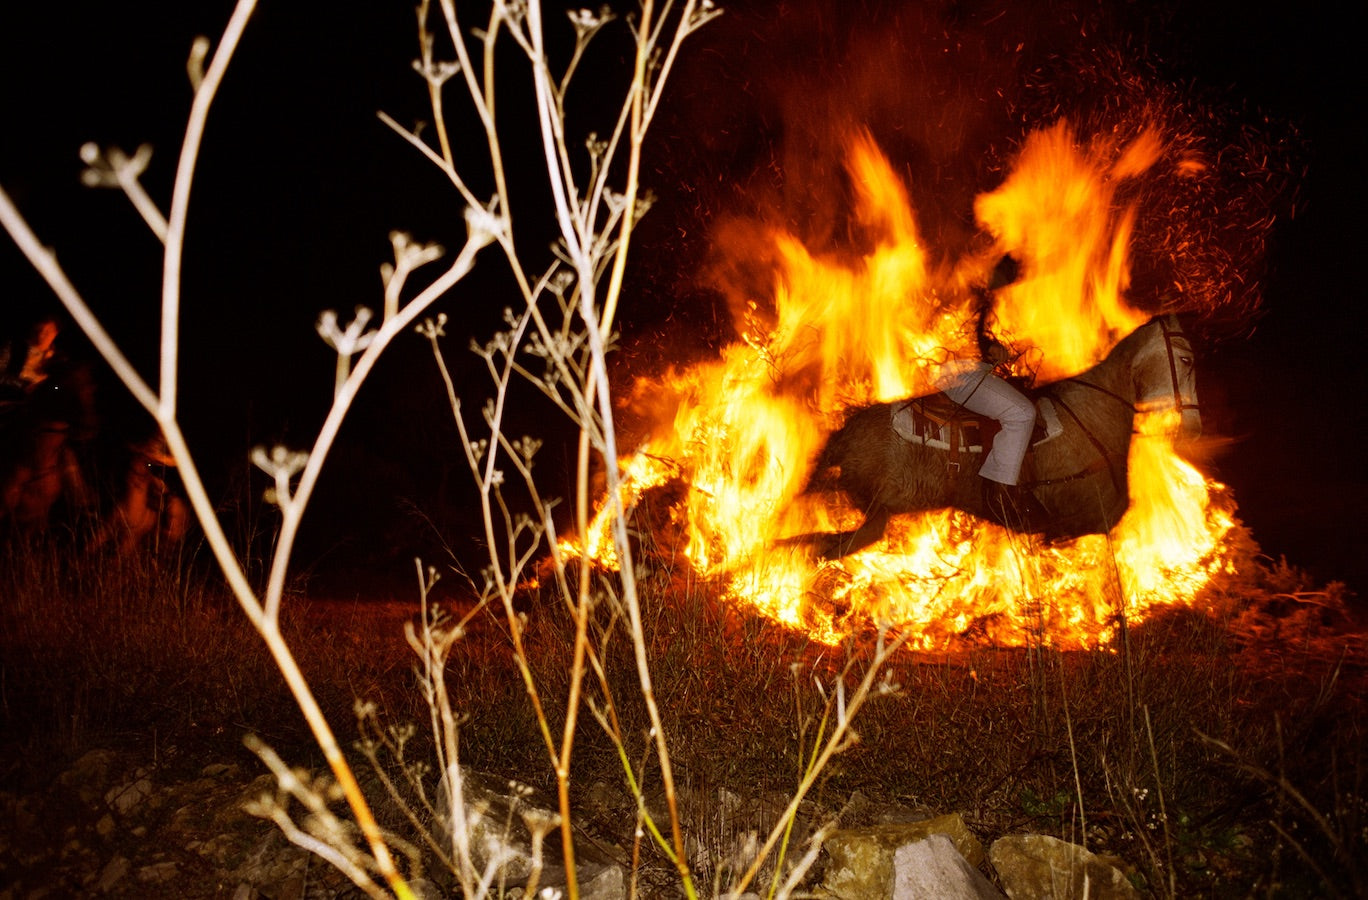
[1028,315,1173,402]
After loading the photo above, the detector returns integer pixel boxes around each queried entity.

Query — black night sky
[1,1,1364,597]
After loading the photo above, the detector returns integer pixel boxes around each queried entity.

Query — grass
[0,0,1338,895]
[4,511,1360,897]
[0,528,415,776]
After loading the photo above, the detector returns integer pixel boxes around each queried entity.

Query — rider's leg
[947,375,1047,527]
[967,383,1035,485]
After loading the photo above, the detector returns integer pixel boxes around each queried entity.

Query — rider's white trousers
[934,362,1036,485]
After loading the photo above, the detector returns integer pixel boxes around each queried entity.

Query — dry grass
[410,518,1366,896]
[1,518,1363,897]
[0,531,418,776]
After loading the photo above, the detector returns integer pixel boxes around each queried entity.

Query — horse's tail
[802,438,841,495]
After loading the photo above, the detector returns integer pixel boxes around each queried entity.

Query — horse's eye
[1179,356,1192,365]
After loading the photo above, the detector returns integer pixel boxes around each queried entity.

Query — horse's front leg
[818,506,892,560]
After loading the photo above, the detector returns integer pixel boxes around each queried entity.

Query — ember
[566,119,1250,650]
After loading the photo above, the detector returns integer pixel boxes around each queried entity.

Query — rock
[2,744,1149,900]
[840,789,937,827]
[819,813,986,899]
[57,748,119,805]
[95,854,131,892]
[439,767,627,899]
[893,834,1006,900]
[137,860,181,884]
[104,772,155,815]
[576,860,627,900]
[988,834,1140,900]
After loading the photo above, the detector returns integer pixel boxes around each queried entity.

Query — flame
[975,122,1156,378]
[571,123,1237,650]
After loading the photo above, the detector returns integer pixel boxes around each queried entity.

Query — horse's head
[1131,315,1201,441]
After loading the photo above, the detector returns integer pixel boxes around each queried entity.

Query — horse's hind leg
[818,507,891,560]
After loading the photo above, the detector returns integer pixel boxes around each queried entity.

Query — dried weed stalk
[0,0,715,896]
[2,1,914,896]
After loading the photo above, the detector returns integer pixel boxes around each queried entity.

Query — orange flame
[975,122,1156,378]
[573,123,1236,650]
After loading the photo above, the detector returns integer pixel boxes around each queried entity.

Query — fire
[571,122,1237,650]
[974,122,1156,378]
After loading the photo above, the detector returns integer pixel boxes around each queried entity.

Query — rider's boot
[981,479,1048,532]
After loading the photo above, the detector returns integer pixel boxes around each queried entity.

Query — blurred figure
[91,430,190,555]
[0,315,98,531]
[930,256,1046,528]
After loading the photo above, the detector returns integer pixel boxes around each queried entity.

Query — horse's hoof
[983,481,1048,532]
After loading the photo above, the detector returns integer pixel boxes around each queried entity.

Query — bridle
[1060,315,1198,417]
[1153,314,1200,418]
[1031,315,1199,494]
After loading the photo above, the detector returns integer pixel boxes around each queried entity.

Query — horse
[799,314,1201,558]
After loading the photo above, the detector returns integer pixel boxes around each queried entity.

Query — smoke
[648,0,1303,345]
[1013,45,1305,338]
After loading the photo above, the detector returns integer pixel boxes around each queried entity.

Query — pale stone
[575,860,626,900]
[893,834,1005,900]
[137,860,180,883]
[105,776,154,815]
[989,834,1139,900]
[58,749,119,804]
[820,813,986,899]
[96,854,131,892]
[439,767,625,898]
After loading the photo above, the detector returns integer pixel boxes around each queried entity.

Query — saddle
[890,392,1063,477]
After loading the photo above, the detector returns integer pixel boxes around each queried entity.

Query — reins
[1061,378,1134,412]
[1158,315,1200,417]
[1026,316,1196,494]
[1045,316,1198,418]
[1033,390,1123,494]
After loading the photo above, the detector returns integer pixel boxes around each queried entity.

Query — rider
[932,255,1047,529]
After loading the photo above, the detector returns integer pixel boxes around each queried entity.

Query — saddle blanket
[891,396,1064,452]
